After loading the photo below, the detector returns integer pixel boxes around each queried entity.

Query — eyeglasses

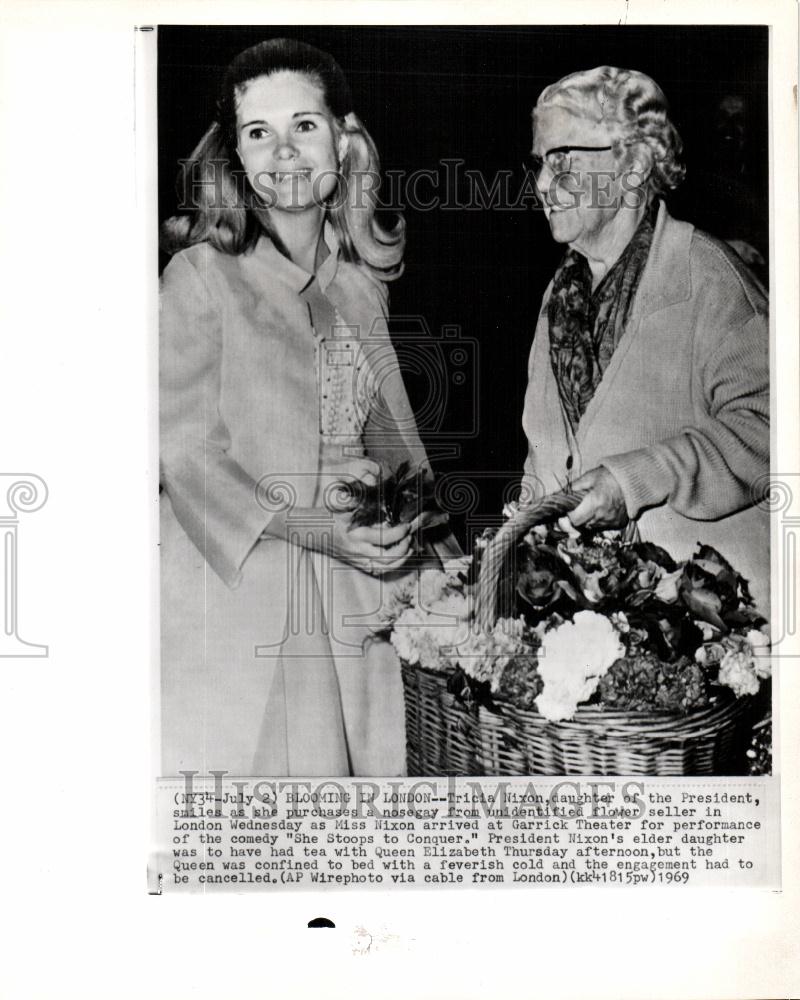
[525,144,614,177]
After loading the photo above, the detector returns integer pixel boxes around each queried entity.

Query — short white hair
[534,65,686,196]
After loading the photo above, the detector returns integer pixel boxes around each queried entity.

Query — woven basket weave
[403,664,755,776]
[401,489,758,776]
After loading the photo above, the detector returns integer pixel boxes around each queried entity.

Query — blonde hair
[161,38,404,279]
[534,65,686,196]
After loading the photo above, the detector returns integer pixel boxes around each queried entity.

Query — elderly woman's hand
[568,466,629,530]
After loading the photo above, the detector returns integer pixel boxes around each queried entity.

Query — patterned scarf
[547,200,658,431]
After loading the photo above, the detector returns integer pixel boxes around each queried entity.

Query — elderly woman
[522,66,770,613]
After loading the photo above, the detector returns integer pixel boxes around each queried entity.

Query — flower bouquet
[384,492,770,776]
[340,460,450,539]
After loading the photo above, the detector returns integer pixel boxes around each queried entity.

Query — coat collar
[567,201,694,448]
[251,220,340,294]
[630,200,695,318]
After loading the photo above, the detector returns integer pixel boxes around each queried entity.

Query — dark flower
[347,461,444,529]
[516,544,582,611]
[497,655,544,710]
[631,541,677,573]
[678,544,749,631]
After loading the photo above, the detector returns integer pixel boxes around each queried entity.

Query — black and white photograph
[1,4,798,998]
[157,25,772,781]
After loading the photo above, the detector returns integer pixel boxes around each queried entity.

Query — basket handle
[475,489,585,630]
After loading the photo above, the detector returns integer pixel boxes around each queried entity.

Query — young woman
[160,39,456,777]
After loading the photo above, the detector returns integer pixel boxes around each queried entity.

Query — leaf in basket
[631,541,678,573]
[570,564,605,603]
[600,548,641,599]
[693,544,738,584]
[406,509,450,535]
[680,580,728,632]
[446,665,471,700]
[445,665,491,714]
[681,548,746,623]
[655,616,705,662]
[725,605,768,630]
[653,567,683,604]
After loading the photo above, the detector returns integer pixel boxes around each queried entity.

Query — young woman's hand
[318,457,381,513]
[264,507,412,574]
[262,458,412,574]
[324,512,413,575]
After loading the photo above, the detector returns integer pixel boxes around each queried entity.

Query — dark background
[158,25,769,544]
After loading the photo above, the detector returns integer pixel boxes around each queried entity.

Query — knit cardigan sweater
[522,201,770,613]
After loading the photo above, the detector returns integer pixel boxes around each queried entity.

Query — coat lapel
[249,226,433,483]
[575,202,695,449]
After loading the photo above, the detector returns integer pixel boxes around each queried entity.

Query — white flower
[695,642,726,667]
[698,622,719,642]
[610,611,630,634]
[417,631,445,672]
[389,607,427,665]
[390,586,472,670]
[418,569,450,608]
[494,616,527,640]
[454,630,502,688]
[746,629,772,679]
[654,567,683,604]
[637,562,664,590]
[534,611,624,721]
[381,576,418,624]
[453,616,530,692]
[533,613,564,642]
[443,555,472,580]
[390,626,418,665]
[557,515,581,539]
[719,649,760,698]
[534,688,578,723]
[579,569,606,604]
[430,590,471,632]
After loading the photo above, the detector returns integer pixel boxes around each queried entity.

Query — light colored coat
[523,201,770,614]
[160,228,453,776]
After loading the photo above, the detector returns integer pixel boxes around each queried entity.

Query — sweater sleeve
[601,298,769,522]
[160,252,272,589]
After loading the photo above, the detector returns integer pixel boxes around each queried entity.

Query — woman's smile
[236,71,339,211]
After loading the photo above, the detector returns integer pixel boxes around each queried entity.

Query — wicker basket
[402,664,756,776]
[401,662,483,775]
[401,489,761,776]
